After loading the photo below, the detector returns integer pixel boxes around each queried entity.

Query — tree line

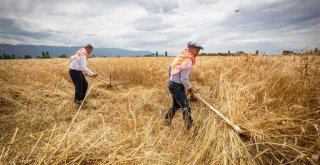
[144,51,168,57]
[1,48,319,60]
[0,51,69,60]
[282,48,319,55]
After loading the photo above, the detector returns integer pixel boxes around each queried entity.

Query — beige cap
[188,42,204,50]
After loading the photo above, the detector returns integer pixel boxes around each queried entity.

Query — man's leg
[174,86,193,129]
[81,74,88,100]
[182,106,193,129]
[165,81,181,125]
[165,95,180,124]
[69,70,83,103]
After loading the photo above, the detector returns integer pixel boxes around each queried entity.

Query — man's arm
[180,61,196,100]
[79,56,96,77]
[181,67,192,89]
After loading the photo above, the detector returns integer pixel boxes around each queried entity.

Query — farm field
[0,55,319,164]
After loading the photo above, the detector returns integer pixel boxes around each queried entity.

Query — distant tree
[315,48,318,54]
[2,53,14,59]
[255,50,259,55]
[282,50,293,55]
[45,51,50,58]
[156,51,158,57]
[144,54,154,57]
[236,51,245,55]
[59,54,68,58]
[165,51,167,57]
[91,54,96,58]
[24,55,32,59]
[12,54,15,59]
[41,51,50,58]
[228,50,230,55]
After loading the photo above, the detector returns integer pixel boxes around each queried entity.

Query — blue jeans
[165,80,193,127]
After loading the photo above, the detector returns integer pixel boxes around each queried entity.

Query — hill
[0,44,153,57]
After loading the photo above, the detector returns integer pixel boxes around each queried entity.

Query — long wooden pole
[93,77,128,87]
[195,95,245,134]
[95,77,111,86]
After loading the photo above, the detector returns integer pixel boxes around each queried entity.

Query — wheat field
[0,55,319,164]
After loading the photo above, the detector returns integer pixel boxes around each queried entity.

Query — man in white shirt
[69,44,98,105]
[165,42,203,130]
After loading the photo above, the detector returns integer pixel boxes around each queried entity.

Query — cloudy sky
[0,0,319,55]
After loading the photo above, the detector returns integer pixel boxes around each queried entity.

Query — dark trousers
[69,69,88,103]
[165,80,193,127]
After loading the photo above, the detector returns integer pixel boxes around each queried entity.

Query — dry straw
[0,55,319,164]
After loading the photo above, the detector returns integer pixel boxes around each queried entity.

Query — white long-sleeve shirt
[69,55,94,76]
[168,60,193,89]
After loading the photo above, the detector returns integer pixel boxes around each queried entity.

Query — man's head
[85,44,94,54]
[187,42,203,57]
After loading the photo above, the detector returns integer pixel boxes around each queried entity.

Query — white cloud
[0,0,319,55]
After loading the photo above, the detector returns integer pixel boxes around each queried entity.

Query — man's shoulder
[183,59,192,64]
[181,59,193,69]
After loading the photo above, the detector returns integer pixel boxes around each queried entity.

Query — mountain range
[0,44,154,57]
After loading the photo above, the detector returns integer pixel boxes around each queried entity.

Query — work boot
[164,117,172,126]
[165,107,176,126]
[74,100,83,106]
[187,123,192,130]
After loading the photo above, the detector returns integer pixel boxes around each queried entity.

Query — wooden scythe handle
[195,94,245,134]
